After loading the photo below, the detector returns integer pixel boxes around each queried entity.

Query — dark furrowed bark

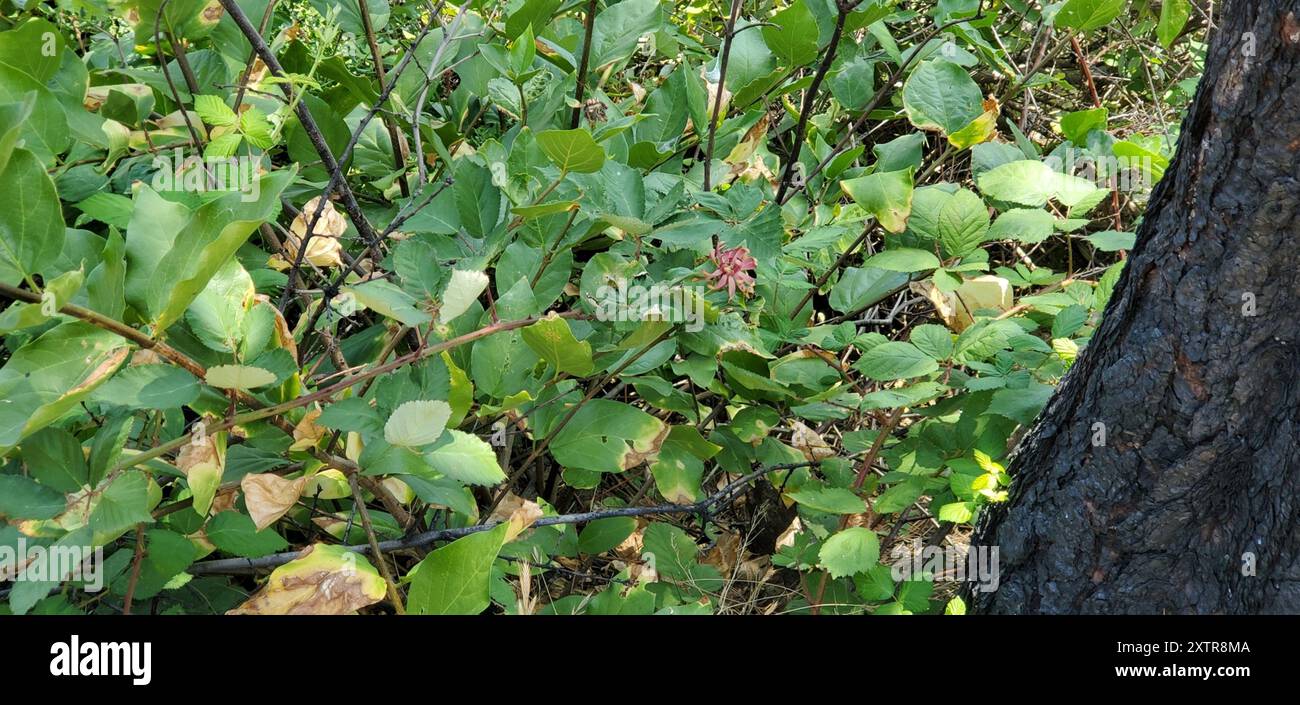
[972,0,1300,614]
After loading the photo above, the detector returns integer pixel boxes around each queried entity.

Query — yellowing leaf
[227,544,387,615]
[206,364,277,390]
[384,399,451,448]
[177,430,225,517]
[438,269,489,324]
[840,168,914,233]
[277,196,347,267]
[947,109,998,149]
[289,406,326,451]
[912,275,1012,332]
[304,468,351,500]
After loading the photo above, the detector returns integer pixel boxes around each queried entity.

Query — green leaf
[1056,0,1128,32]
[861,248,940,273]
[469,278,540,399]
[201,132,242,159]
[840,168,914,233]
[902,60,983,135]
[522,312,593,376]
[0,147,64,284]
[855,341,939,380]
[0,475,65,520]
[874,477,925,513]
[550,400,667,473]
[1086,230,1135,251]
[855,564,896,601]
[510,24,537,75]
[307,0,391,35]
[988,208,1056,244]
[724,21,777,96]
[206,510,290,558]
[89,470,154,536]
[239,107,275,149]
[131,528,197,600]
[536,128,606,173]
[578,516,638,555]
[0,19,63,88]
[1060,107,1108,144]
[937,501,975,523]
[588,0,663,70]
[910,324,953,361]
[650,425,719,503]
[452,161,501,238]
[0,91,35,175]
[1052,304,1089,338]
[897,578,933,612]
[349,278,433,327]
[936,188,990,257]
[193,94,236,126]
[384,400,451,448]
[125,169,294,331]
[988,383,1053,425]
[0,322,128,452]
[186,258,255,354]
[76,193,134,230]
[642,521,701,579]
[873,132,926,173]
[86,231,127,320]
[828,266,911,314]
[506,0,562,39]
[0,20,70,164]
[975,159,1057,207]
[318,397,382,435]
[424,430,506,486]
[830,56,876,110]
[819,527,880,579]
[90,364,200,410]
[787,487,867,515]
[21,427,89,493]
[407,523,508,614]
[762,0,819,65]
[1157,0,1191,48]
[189,462,221,518]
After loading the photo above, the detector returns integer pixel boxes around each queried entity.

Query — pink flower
[702,244,757,299]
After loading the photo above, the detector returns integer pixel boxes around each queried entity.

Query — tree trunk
[972,0,1300,614]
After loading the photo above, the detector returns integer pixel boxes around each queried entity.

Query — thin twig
[702,0,744,192]
[349,473,407,614]
[189,458,840,575]
[569,0,600,129]
[773,3,850,204]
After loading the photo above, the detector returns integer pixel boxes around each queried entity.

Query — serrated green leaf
[856,341,939,380]
[819,527,880,579]
[536,128,606,173]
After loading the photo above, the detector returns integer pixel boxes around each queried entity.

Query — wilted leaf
[240,473,309,531]
[228,544,387,615]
